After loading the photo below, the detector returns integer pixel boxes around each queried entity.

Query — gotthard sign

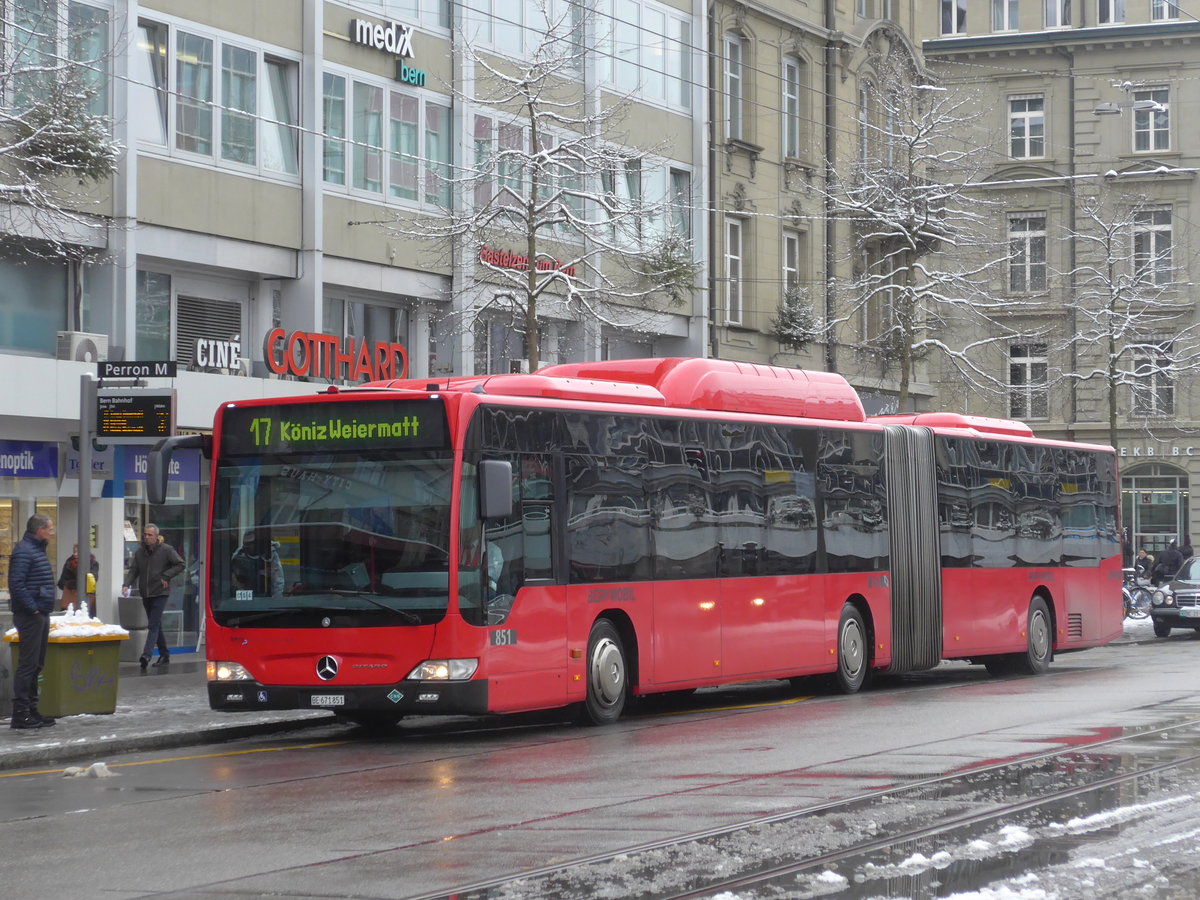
[263,328,409,382]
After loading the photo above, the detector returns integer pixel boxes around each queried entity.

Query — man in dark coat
[1152,540,1185,586]
[9,514,58,729]
[122,523,185,670]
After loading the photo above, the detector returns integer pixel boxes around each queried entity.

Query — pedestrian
[1134,547,1154,581]
[1152,540,1184,587]
[122,523,185,670]
[58,543,100,612]
[9,513,58,729]
[1183,534,1194,560]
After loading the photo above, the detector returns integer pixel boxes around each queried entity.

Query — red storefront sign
[262,328,409,382]
[479,245,577,277]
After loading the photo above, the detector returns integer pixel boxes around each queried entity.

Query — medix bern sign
[350,17,414,57]
[263,329,409,382]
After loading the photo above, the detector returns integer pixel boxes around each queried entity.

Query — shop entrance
[1121,463,1190,560]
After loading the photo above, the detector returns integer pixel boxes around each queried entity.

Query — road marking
[0,739,352,779]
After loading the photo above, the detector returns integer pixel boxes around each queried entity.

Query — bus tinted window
[565,454,653,583]
[818,429,889,573]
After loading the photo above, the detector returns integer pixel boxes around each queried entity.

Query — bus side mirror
[147,435,208,506]
[479,459,513,521]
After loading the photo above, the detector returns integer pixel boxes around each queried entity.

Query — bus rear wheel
[832,604,869,694]
[1011,597,1053,675]
[582,619,627,725]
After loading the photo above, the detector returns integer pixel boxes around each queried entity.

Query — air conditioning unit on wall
[56,331,109,362]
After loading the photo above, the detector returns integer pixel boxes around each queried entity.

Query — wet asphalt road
[0,626,1195,899]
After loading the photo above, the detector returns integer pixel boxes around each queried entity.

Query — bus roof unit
[869,412,1036,438]
[537,358,867,422]
[370,358,866,423]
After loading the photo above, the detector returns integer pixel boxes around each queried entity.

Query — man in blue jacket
[9,514,57,729]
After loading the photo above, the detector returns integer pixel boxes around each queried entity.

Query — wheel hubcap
[841,619,864,677]
[1030,610,1050,660]
[590,637,624,707]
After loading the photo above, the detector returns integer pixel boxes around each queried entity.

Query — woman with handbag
[58,544,100,613]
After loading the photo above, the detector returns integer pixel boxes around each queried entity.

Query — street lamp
[1094,99,1164,116]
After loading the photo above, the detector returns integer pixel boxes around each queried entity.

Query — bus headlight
[407,659,478,681]
[207,661,254,681]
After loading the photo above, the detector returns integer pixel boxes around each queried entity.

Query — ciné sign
[262,328,409,383]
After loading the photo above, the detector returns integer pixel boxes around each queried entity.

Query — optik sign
[349,18,427,87]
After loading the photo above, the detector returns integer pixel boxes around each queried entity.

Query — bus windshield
[210,452,453,628]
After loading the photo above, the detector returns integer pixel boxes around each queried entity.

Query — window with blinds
[175,295,242,368]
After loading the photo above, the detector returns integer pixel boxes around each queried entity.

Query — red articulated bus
[150,358,1123,728]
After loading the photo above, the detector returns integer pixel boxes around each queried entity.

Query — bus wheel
[833,604,869,694]
[1012,597,1053,675]
[582,619,627,725]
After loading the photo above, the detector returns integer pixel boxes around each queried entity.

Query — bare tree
[1053,183,1200,449]
[387,0,698,371]
[819,42,1024,411]
[0,3,120,254]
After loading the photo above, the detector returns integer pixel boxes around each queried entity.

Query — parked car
[1150,556,1200,637]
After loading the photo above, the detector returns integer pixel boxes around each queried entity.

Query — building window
[1009,95,1044,159]
[783,231,802,293]
[1133,207,1172,285]
[133,20,298,175]
[669,168,691,238]
[176,32,214,156]
[1097,0,1124,23]
[132,20,168,144]
[725,34,743,141]
[1151,0,1177,20]
[322,74,347,185]
[1131,341,1173,416]
[992,0,1019,30]
[726,218,743,325]
[1133,87,1169,152]
[1009,344,1048,420]
[783,56,802,158]
[11,1,110,114]
[857,0,873,17]
[941,0,967,34]
[858,82,873,163]
[135,271,171,362]
[594,0,690,108]
[1044,0,1070,27]
[324,73,452,208]
[1008,214,1047,293]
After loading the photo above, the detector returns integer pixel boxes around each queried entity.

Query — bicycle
[1123,568,1151,619]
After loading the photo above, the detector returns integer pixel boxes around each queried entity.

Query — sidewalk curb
[0,715,337,772]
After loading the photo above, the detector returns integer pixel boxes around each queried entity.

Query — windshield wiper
[224,606,309,626]
[328,589,422,623]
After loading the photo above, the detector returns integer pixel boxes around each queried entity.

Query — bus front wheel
[832,604,869,694]
[582,619,627,725]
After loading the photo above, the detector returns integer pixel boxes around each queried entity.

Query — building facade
[707,0,937,415]
[0,0,707,640]
[921,1,1200,556]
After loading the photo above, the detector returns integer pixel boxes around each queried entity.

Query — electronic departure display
[96,390,175,440]
[220,399,448,455]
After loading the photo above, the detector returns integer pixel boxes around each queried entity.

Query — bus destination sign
[96,389,176,442]
[221,400,447,455]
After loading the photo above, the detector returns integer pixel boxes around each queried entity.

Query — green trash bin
[5,634,127,717]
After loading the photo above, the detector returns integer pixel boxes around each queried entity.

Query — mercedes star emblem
[316,656,339,681]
